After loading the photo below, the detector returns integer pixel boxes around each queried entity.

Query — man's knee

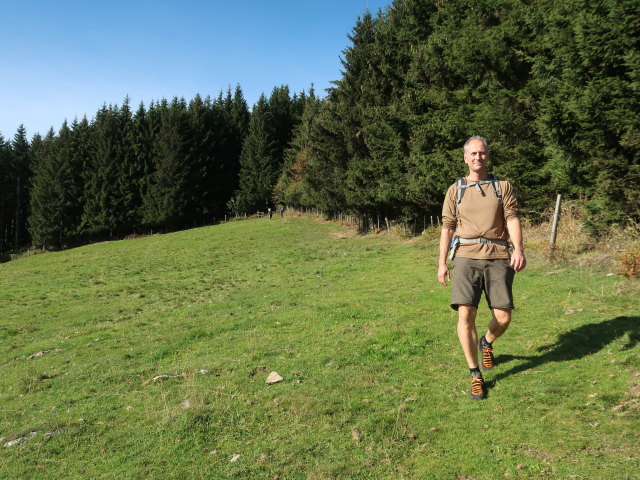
[492,307,512,326]
[458,305,478,322]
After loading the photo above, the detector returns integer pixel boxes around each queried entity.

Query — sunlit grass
[0,215,638,479]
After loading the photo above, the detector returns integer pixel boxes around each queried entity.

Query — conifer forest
[1,0,638,252]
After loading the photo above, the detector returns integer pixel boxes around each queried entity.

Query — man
[437,136,526,400]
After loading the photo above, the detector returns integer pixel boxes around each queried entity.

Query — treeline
[276,0,639,234]
[0,86,311,252]
[2,0,638,252]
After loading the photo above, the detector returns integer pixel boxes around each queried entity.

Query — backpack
[448,174,509,260]
[455,174,502,205]
[454,174,502,222]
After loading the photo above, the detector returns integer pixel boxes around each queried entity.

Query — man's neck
[467,171,489,182]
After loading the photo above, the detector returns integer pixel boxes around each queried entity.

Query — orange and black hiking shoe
[470,374,486,400]
[479,335,494,371]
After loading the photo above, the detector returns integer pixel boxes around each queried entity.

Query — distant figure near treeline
[268,207,273,220]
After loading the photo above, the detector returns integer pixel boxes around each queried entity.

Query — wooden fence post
[548,194,562,260]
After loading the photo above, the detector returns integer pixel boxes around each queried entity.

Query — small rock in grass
[180,399,191,409]
[230,454,241,462]
[4,432,37,447]
[265,372,284,385]
[28,350,57,359]
[153,374,181,382]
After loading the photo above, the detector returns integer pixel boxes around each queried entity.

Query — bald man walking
[438,136,526,399]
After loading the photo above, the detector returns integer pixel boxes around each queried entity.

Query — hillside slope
[1,216,638,479]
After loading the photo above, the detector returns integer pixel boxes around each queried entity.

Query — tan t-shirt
[441,178,519,259]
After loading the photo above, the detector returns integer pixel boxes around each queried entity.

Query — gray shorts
[450,257,515,311]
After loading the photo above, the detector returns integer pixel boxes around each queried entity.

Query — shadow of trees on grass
[492,315,639,382]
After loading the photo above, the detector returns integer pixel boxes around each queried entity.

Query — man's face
[464,140,489,174]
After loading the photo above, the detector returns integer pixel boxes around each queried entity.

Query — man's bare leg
[458,305,486,399]
[484,308,512,343]
[457,305,479,368]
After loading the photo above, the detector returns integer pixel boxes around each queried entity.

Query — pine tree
[229,95,277,215]
[185,93,227,223]
[117,96,144,228]
[10,124,32,249]
[532,0,640,230]
[142,98,190,228]
[300,100,350,214]
[82,105,123,236]
[29,124,78,249]
[0,134,13,252]
[267,85,295,171]
[275,88,321,208]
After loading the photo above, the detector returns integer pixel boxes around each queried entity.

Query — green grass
[0,216,638,479]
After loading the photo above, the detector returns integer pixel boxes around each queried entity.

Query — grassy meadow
[0,215,638,479]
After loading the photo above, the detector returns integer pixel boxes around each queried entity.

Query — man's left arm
[506,217,526,272]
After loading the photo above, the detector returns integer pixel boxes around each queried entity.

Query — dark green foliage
[4,0,637,250]
[230,95,277,214]
[280,0,636,231]
[533,0,640,227]
[9,125,32,249]
[0,134,14,252]
[275,88,321,208]
[29,123,84,249]
[22,86,251,248]
[81,104,130,235]
[142,98,190,228]
[230,87,304,215]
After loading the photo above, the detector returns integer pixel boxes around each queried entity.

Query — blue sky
[1,0,390,139]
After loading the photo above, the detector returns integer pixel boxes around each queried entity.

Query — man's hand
[506,217,526,273]
[510,250,526,272]
[438,227,455,286]
[438,264,450,286]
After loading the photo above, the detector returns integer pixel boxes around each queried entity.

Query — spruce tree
[142,98,190,228]
[267,85,295,171]
[10,124,32,249]
[82,105,123,236]
[29,125,77,249]
[229,95,277,215]
[0,134,12,252]
[275,88,321,208]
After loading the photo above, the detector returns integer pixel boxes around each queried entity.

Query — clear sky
[1,0,390,140]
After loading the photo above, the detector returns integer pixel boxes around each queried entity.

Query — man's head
[463,136,489,175]
[463,136,489,155]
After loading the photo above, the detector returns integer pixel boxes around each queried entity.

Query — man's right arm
[438,226,454,286]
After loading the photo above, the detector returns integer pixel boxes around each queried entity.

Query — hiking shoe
[479,336,494,371]
[469,374,486,400]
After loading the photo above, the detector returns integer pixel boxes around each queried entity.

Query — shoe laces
[481,345,494,366]
[470,377,484,396]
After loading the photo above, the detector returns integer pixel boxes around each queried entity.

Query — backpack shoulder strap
[489,174,502,202]
[455,177,466,204]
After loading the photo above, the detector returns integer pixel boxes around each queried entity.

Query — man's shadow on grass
[489,315,639,383]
